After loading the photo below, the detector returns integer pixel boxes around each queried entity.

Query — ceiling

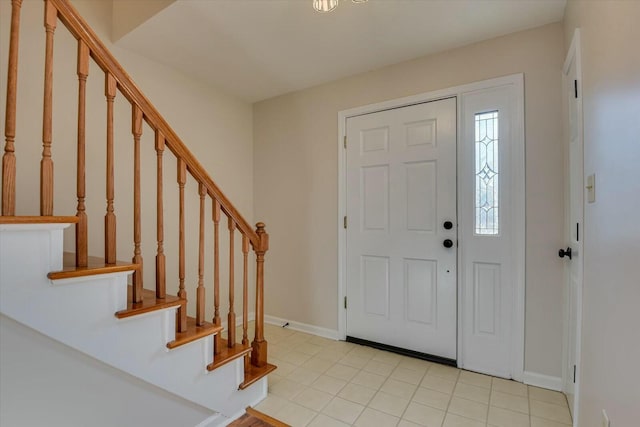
[115,0,566,103]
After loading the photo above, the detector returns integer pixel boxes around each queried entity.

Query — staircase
[0,0,275,425]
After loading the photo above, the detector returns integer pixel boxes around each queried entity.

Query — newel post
[251,222,269,367]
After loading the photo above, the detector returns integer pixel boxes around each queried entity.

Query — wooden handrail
[49,0,259,246]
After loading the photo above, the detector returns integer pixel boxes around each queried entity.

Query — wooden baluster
[104,73,117,264]
[131,104,143,303]
[75,41,89,267]
[227,217,236,347]
[176,159,187,332]
[212,200,222,354]
[242,234,250,372]
[2,0,23,216]
[155,131,166,299]
[251,222,269,367]
[40,0,57,215]
[196,183,206,326]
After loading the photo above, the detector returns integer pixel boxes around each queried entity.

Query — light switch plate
[587,174,596,203]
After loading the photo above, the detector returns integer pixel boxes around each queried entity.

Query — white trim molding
[265,315,340,340]
[523,371,563,392]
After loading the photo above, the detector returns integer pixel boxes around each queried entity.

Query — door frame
[337,74,525,381]
[561,28,583,426]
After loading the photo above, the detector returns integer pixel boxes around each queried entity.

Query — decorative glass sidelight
[475,111,499,235]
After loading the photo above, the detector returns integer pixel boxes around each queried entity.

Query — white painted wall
[563,1,640,425]
[253,23,566,379]
[0,314,214,427]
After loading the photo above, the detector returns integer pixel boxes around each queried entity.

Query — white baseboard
[523,371,563,391]
[264,315,340,340]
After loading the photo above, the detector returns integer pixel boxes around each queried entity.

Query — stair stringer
[0,223,267,425]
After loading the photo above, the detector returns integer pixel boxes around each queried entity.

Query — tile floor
[253,324,572,427]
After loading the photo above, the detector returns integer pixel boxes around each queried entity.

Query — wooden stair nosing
[206,338,252,371]
[0,215,79,225]
[239,363,277,390]
[115,287,182,319]
[48,252,138,280]
[166,317,223,349]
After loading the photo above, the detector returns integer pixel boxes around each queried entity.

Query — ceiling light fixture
[313,0,368,13]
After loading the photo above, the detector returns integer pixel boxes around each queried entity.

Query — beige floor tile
[530,399,572,424]
[268,373,284,387]
[530,416,573,427]
[402,401,446,426]
[269,357,297,377]
[316,348,347,362]
[337,382,377,405]
[292,387,334,412]
[297,342,324,356]
[447,396,488,422]
[255,395,289,417]
[390,366,426,385]
[442,413,486,427]
[311,375,348,395]
[364,359,397,376]
[528,387,568,407]
[420,375,456,394]
[287,367,322,386]
[275,401,317,427]
[280,350,313,366]
[398,420,423,427]
[491,378,528,397]
[307,413,351,427]
[354,407,400,427]
[458,371,492,389]
[490,389,529,414]
[398,357,432,373]
[381,378,418,399]
[350,345,379,359]
[369,391,411,417]
[301,356,334,373]
[325,363,359,382]
[373,351,403,366]
[454,382,491,404]
[307,335,337,346]
[412,386,452,410]
[322,397,365,424]
[269,378,306,400]
[427,364,461,382]
[351,370,388,390]
[487,406,530,427]
[340,353,371,369]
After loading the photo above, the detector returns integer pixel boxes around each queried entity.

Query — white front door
[563,30,584,421]
[345,98,457,359]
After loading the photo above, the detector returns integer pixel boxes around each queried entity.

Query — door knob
[443,221,453,230]
[443,239,454,249]
[558,247,572,260]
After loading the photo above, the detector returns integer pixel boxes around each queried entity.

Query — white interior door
[345,98,457,360]
[563,30,583,421]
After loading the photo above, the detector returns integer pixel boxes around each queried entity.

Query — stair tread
[167,317,223,349]
[207,338,252,371]
[239,363,277,390]
[48,252,138,280]
[0,215,79,224]
[115,286,182,319]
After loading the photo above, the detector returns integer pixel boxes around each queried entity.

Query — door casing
[337,74,525,381]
